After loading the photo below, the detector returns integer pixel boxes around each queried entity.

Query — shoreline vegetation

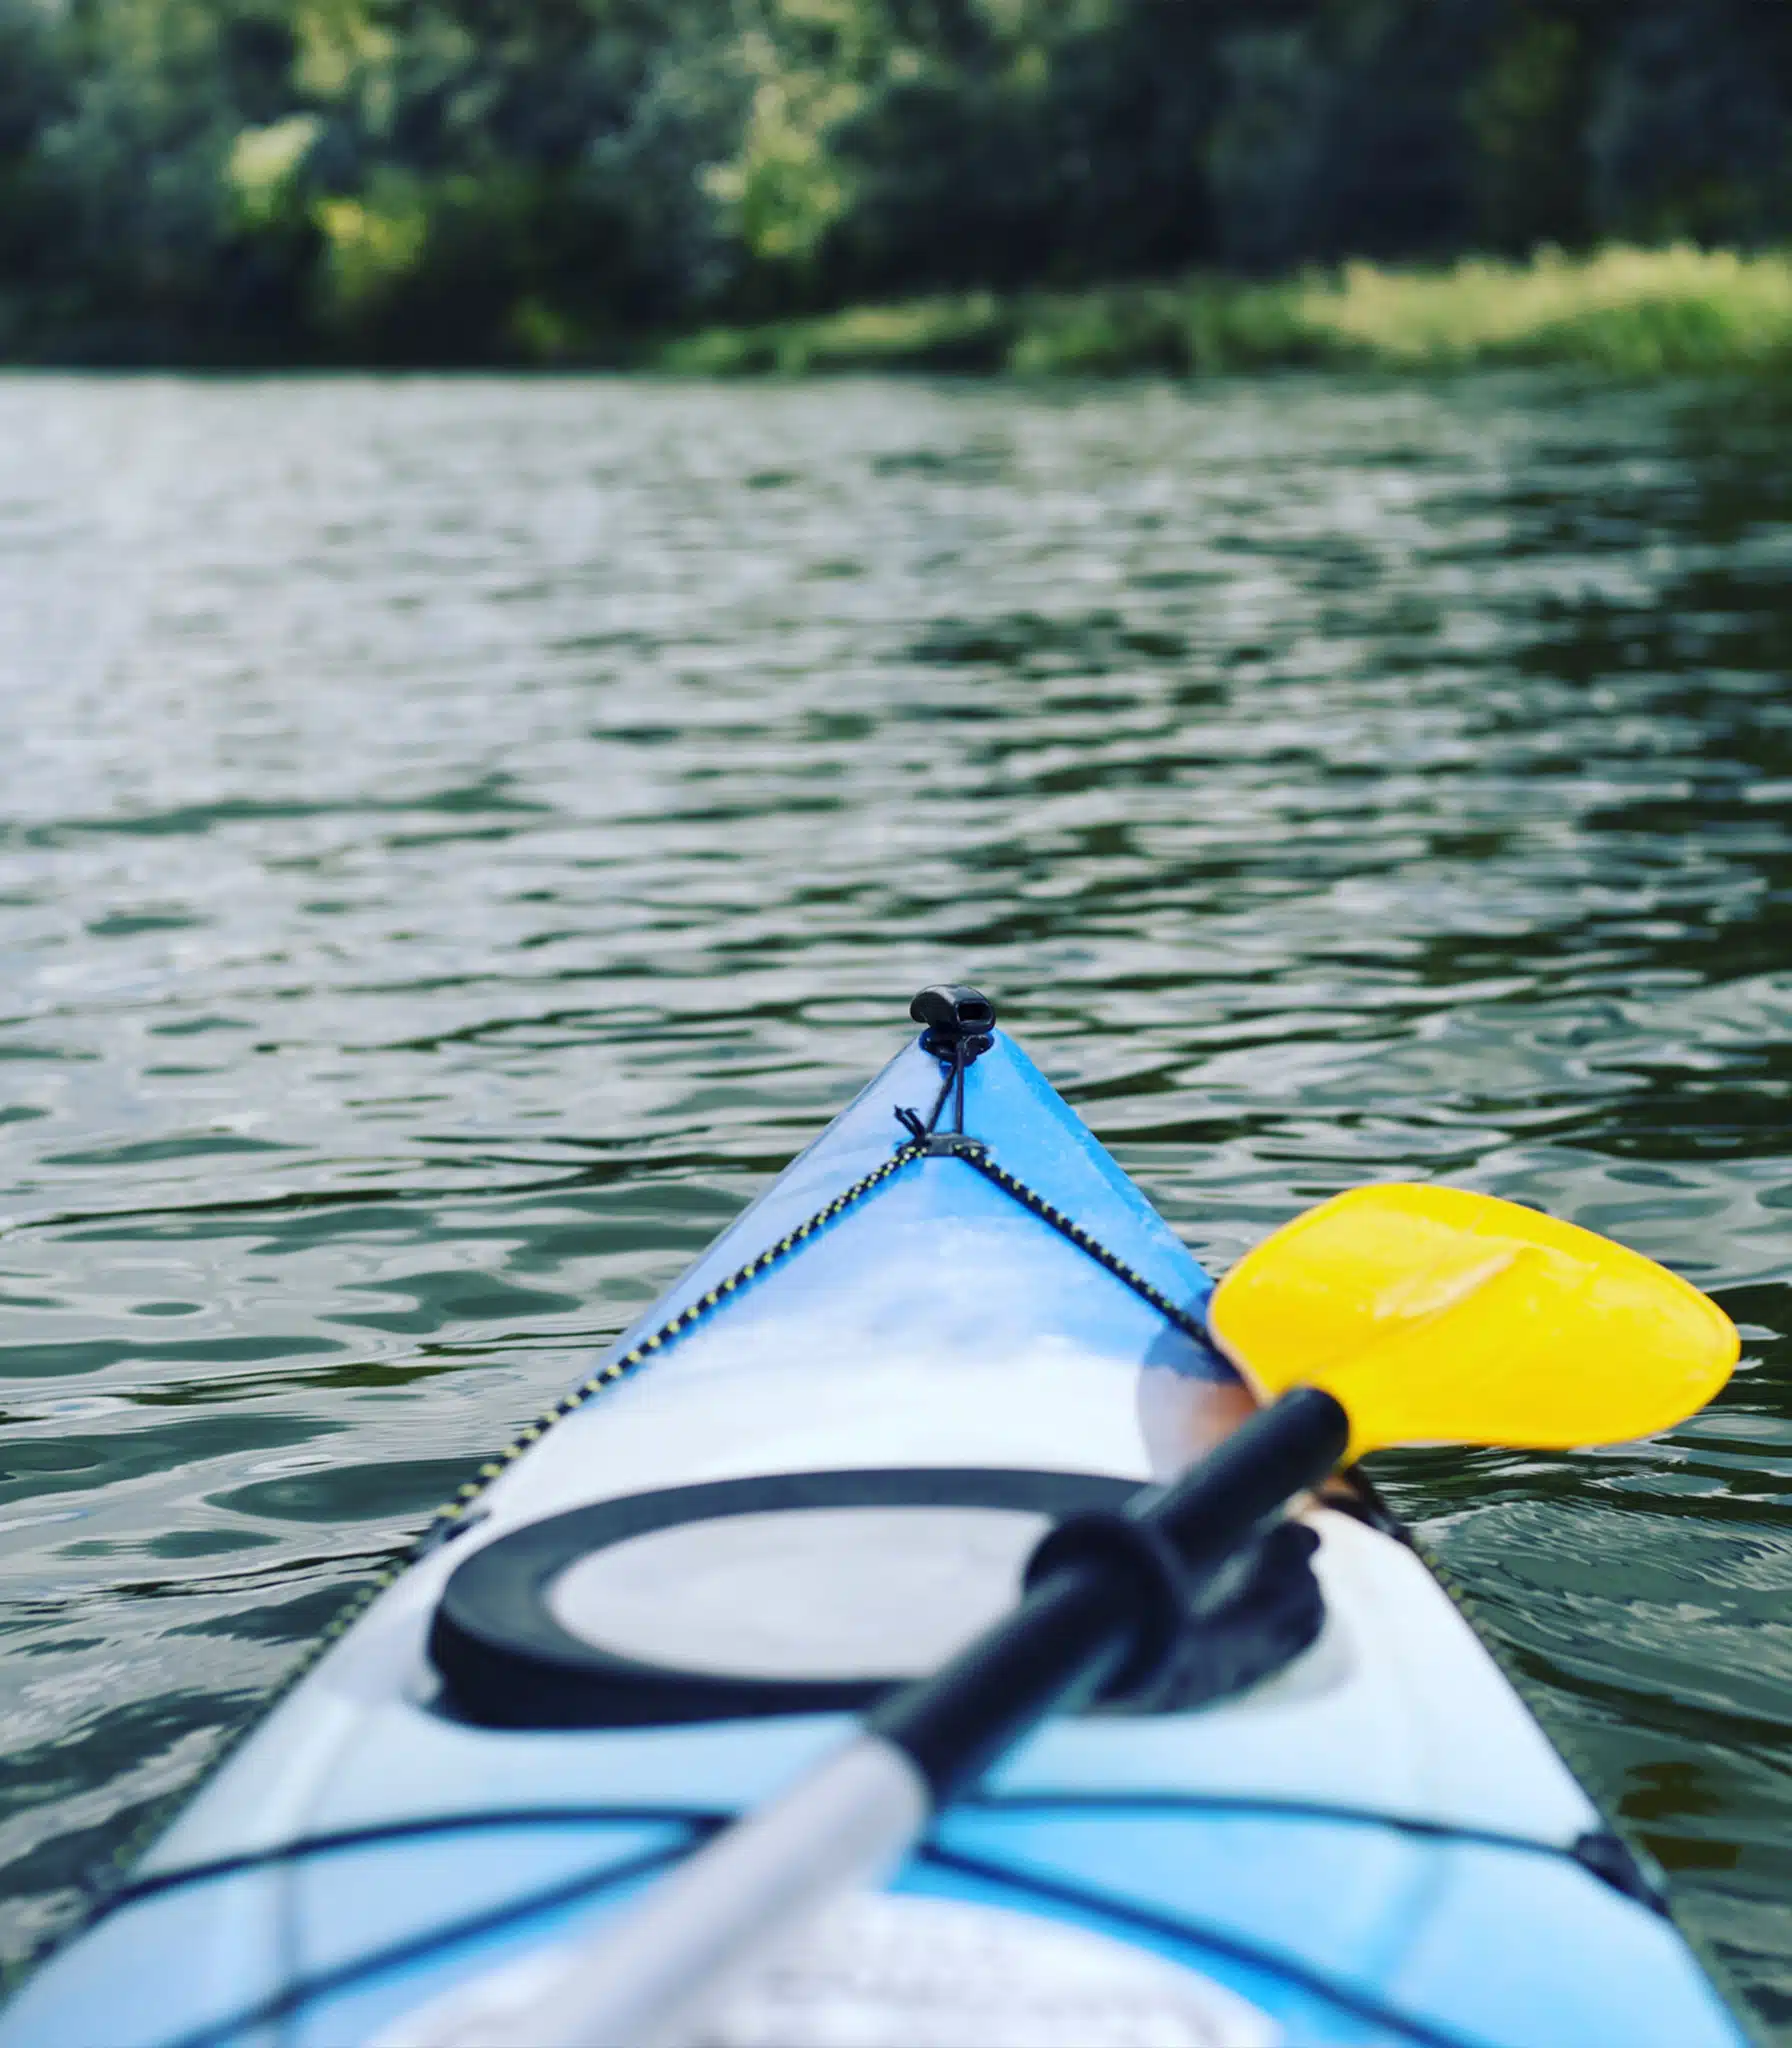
[653,247,1792,381]
[5,245,1787,384]
[6,1,1790,378]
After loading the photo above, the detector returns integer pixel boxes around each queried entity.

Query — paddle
[389,1184,1737,2048]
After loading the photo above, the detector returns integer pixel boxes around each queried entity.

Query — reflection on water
[0,371,1787,2025]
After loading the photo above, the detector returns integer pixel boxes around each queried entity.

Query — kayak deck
[1,1023,1746,2048]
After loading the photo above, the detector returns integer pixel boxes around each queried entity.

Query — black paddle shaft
[869,1384,1350,1805]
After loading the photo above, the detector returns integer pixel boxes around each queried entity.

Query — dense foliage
[2,0,1789,362]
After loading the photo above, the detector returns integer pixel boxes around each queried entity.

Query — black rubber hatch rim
[429,1466,1138,1730]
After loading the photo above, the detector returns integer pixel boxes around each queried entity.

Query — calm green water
[0,371,1787,2025]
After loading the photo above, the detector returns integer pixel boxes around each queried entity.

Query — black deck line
[963,1788,1583,1860]
[88,1784,1589,1927]
[157,1838,695,2048]
[920,1841,1489,2048]
[86,1805,731,1921]
[146,1830,1495,2048]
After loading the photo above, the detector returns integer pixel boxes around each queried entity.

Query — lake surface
[0,370,1787,2028]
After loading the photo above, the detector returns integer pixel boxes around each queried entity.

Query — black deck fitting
[910,985,996,1061]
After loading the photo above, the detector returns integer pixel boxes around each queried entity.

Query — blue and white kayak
[3,996,1747,2048]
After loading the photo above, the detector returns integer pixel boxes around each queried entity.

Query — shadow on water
[0,368,1785,2027]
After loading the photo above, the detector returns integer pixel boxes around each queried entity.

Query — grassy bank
[654,246,1792,379]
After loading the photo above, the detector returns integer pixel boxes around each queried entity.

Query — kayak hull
[1,1027,1748,2048]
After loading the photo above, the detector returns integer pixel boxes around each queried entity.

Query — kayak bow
[0,990,1748,2048]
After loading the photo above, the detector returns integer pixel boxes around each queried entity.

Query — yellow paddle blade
[1207,1184,1738,1461]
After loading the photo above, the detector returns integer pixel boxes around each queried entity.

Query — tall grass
[652,246,1792,378]
[1311,245,1792,374]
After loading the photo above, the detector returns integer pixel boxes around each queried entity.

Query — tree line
[1,0,1787,363]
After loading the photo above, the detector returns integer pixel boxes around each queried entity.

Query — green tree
[3,0,1792,362]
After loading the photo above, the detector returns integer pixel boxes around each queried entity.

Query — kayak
[2,992,1747,2048]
